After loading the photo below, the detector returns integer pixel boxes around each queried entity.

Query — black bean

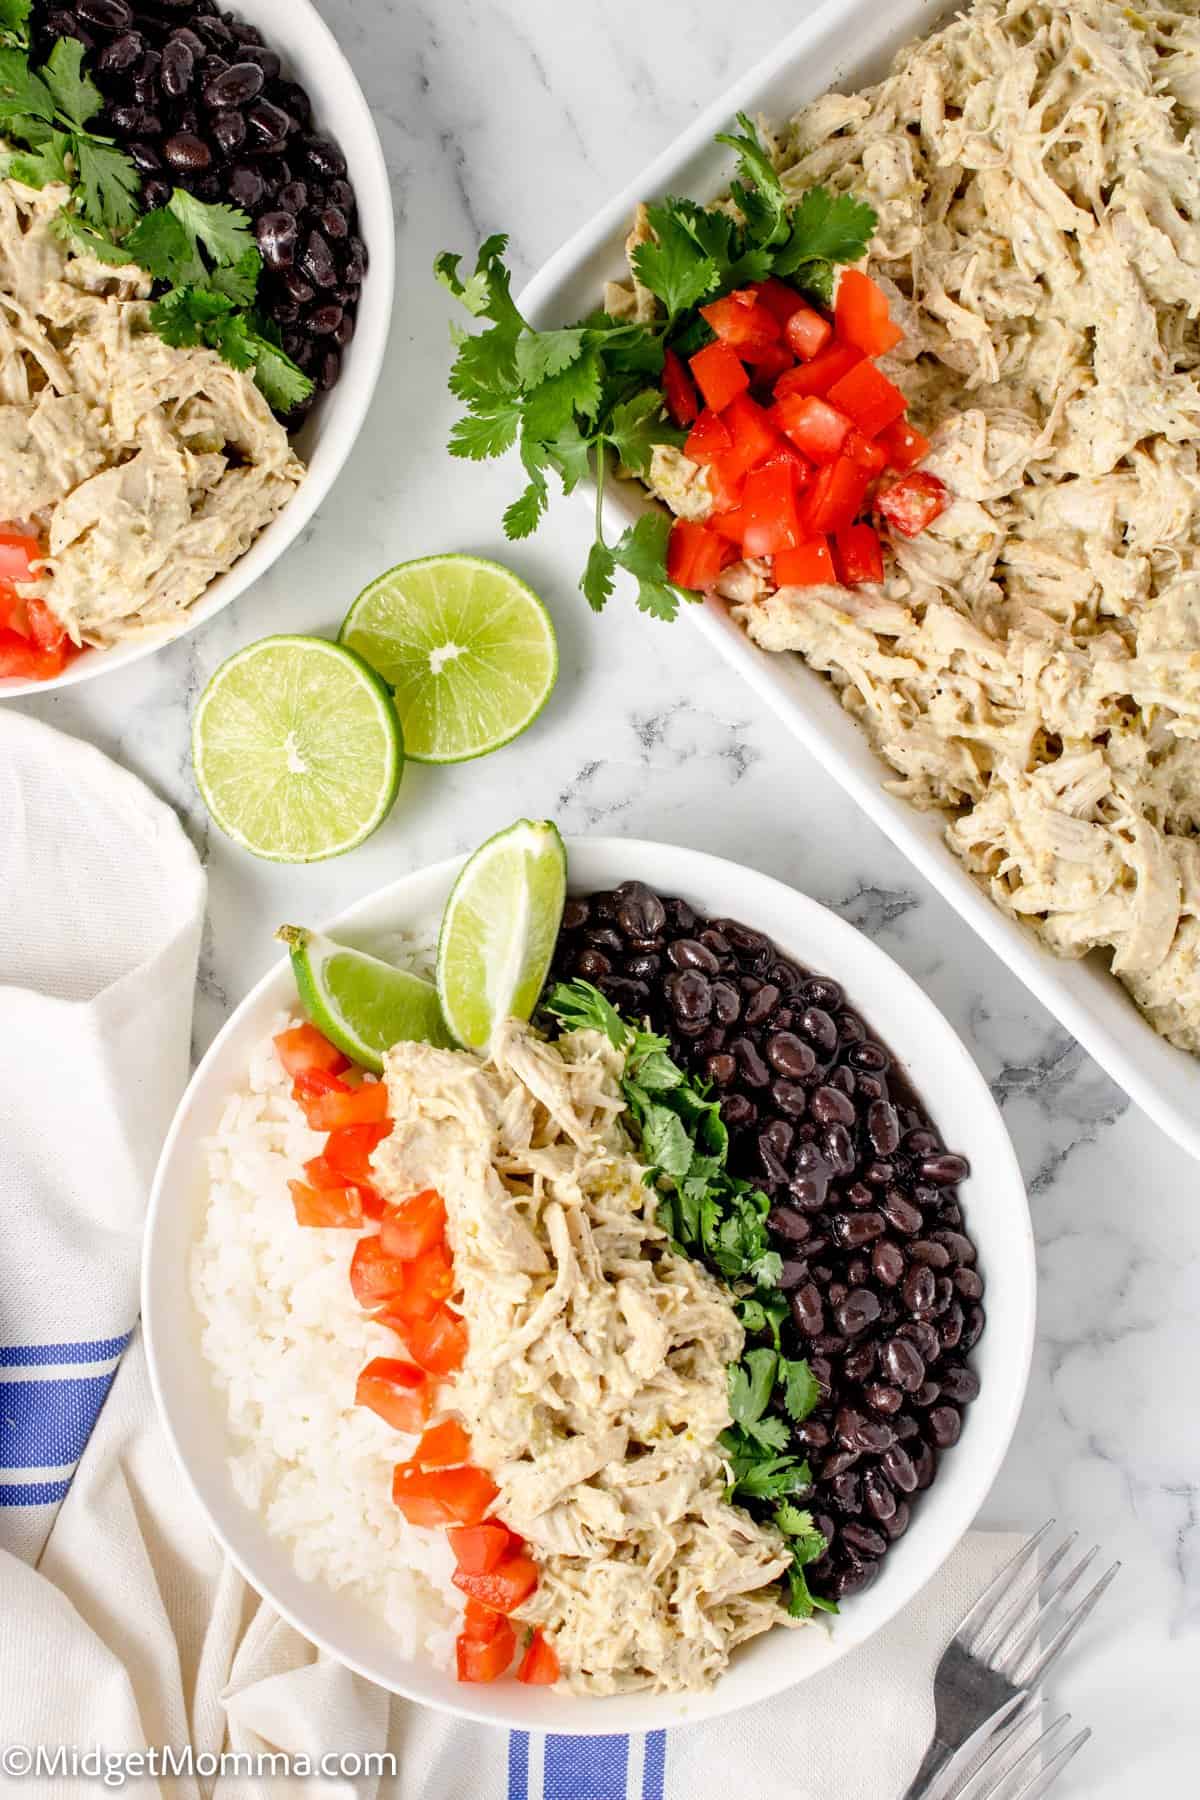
[744,983,780,1026]
[872,1240,905,1287]
[834,1211,886,1248]
[826,1468,862,1509]
[705,1053,736,1087]
[921,1152,970,1186]
[794,1419,831,1450]
[791,1283,825,1337]
[246,97,293,150]
[897,1320,941,1362]
[864,1382,903,1416]
[939,1363,980,1404]
[961,1304,986,1351]
[823,1124,856,1176]
[768,1204,811,1244]
[903,1264,937,1315]
[883,1500,911,1540]
[867,1100,900,1155]
[881,1191,923,1236]
[332,303,356,352]
[772,1079,808,1118]
[848,1041,889,1072]
[721,1093,757,1130]
[303,133,346,178]
[835,1288,882,1335]
[668,969,712,1023]
[316,348,341,390]
[863,1160,895,1187]
[914,1380,941,1408]
[242,43,281,81]
[801,1006,838,1053]
[140,176,171,209]
[731,1037,770,1088]
[98,30,143,72]
[940,1303,965,1352]
[843,1340,875,1382]
[211,109,247,155]
[811,1084,856,1128]
[842,1521,887,1558]
[910,1238,951,1269]
[668,938,719,975]
[128,140,163,172]
[766,1031,815,1079]
[573,948,611,980]
[305,302,343,337]
[163,130,211,170]
[882,1443,918,1493]
[227,162,264,208]
[79,0,133,27]
[954,1267,984,1301]
[881,1336,925,1393]
[779,1256,809,1290]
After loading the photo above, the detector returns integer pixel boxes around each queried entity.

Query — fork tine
[974,1532,1078,1661]
[991,1542,1098,1674]
[1008,1726,1092,1800]
[946,1697,1047,1800]
[954,1519,1056,1652]
[959,1712,1074,1800]
[1014,1561,1121,1689]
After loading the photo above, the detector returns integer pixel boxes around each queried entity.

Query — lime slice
[278,926,452,1071]
[437,819,567,1053]
[192,635,403,862]
[339,554,557,763]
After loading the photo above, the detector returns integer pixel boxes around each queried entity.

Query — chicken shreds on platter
[611,0,1200,1054]
[0,173,301,657]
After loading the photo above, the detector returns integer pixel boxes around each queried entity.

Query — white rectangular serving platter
[518,0,1200,1164]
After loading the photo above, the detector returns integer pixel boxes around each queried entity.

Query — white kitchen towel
[0,710,205,1562]
[1,1322,1022,1800]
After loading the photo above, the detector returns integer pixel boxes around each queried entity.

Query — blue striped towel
[0,711,205,1563]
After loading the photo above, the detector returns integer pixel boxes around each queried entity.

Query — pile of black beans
[550,881,985,1604]
[31,0,366,415]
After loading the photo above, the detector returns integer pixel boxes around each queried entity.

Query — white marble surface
[11,0,1198,1790]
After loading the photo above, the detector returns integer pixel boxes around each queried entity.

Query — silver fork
[900,1521,1119,1800]
[949,1703,1092,1800]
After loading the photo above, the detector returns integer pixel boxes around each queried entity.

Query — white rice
[190,944,463,1668]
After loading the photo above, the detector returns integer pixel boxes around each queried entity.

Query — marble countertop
[12,0,1196,1789]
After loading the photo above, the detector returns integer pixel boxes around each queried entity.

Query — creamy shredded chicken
[614,0,1200,1052]
[0,170,302,647]
[374,1018,795,1696]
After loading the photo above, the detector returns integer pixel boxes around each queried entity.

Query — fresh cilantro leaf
[782,185,878,267]
[610,511,683,621]
[540,424,594,493]
[737,1290,789,1348]
[0,46,52,121]
[639,1103,694,1183]
[448,325,521,409]
[627,1045,682,1094]
[0,0,29,47]
[521,349,602,442]
[435,233,516,320]
[150,284,234,347]
[55,211,132,262]
[781,1358,821,1424]
[247,334,313,412]
[787,258,835,309]
[775,1504,827,1558]
[168,189,255,268]
[74,135,140,232]
[720,1431,813,1500]
[205,307,257,371]
[209,245,263,306]
[502,439,550,540]
[605,388,681,476]
[122,205,196,282]
[542,980,629,1047]
[715,112,788,247]
[580,539,615,614]
[633,201,720,317]
[3,128,68,187]
[515,327,586,388]
[42,36,101,130]
[786,1563,837,1619]
[449,400,521,460]
[729,1349,779,1429]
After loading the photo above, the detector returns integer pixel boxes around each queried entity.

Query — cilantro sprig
[0,33,311,412]
[542,977,835,1615]
[437,115,876,620]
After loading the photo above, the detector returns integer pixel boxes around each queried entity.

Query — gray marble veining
[11,0,1196,1788]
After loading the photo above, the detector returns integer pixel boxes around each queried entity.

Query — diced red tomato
[448,1521,522,1574]
[452,1553,540,1615]
[25,599,66,652]
[0,629,66,679]
[719,392,782,478]
[843,427,888,475]
[355,1357,431,1433]
[349,1236,409,1308]
[835,268,904,357]
[741,460,803,558]
[303,1154,386,1220]
[877,417,931,473]
[323,1122,392,1185]
[834,522,885,585]
[518,1629,560,1686]
[274,1023,349,1080]
[743,338,793,384]
[303,1080,390,1131]
[771,393,852,464]
[689,340,750,412]
[826,360,908,439]
[661,348,700,427]
[759,441,812,483]
[415,1417,472,1468]
[384,1242,456,1322]
[800,455,874,536]
[462,1597,506,1641]
[0,528,42,587]
[784,304,834,362]
[288,1179,363,1228]
[392,1462,499,1526]
[774,341,863,400]
[710,506,748,546]
[774,537,836,586]
[666,519,726,591]
[0,587,28,637]
[700,289,780,354]
[456,1618,515,1683]
[382,1304,469,1375]
[751,277,806,328]
[704,457,746,514]
[380,1188,446,1260]
[877,470,949,537]
[684,407,732,465]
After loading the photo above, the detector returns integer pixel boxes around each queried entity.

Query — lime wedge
[192,635,403,863]
[437,819,567,1053]
[339,554,557,764]
[278,926,452,1071]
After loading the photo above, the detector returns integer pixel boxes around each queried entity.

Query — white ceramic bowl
[0,0,394,699]
[516,0,1200,1165]
[143,838,1034,1734]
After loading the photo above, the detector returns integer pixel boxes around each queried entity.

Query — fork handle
[899,1734,955,1800]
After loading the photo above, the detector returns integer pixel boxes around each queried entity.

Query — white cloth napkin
[0,710,1018,1799]
[0,710,205,1561]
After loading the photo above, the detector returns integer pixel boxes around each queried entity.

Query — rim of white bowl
[0,0,395,700]
[143,838,1035,1735]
